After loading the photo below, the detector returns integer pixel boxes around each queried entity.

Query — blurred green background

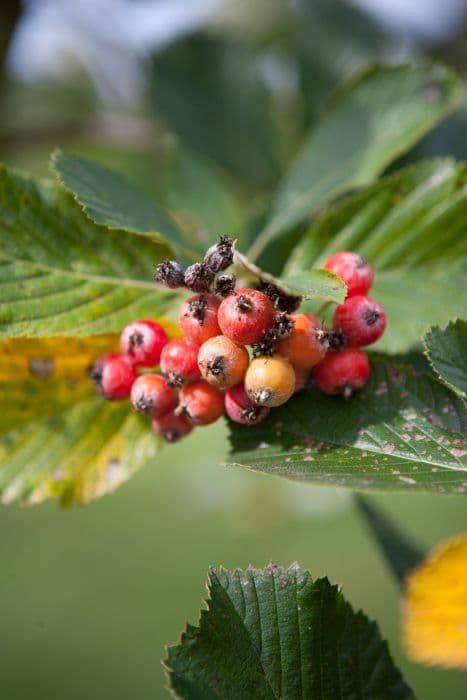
[1,0,467,698]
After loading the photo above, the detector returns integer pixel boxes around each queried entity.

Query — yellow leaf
[403,533,467,670]
[0,317,180,383]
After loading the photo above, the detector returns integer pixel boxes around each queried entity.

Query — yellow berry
[245,355,295,407]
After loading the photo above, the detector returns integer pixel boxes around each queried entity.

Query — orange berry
[178,381,224,426]
[245,355,295,407]
[198,335,249,390]
[276,313,326,369]
[178,293,221,345]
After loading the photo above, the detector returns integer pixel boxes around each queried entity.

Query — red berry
[276,313,327,369]
[333,295,386,347]
[151,410,193,443]
[130,373,176,417]
[120,320,168,367]
[218,288,275,345]
[178,293,221,345]
[89,353,136,400]
[178,381,224,426]
[198,335,249,390]
[224,383,270,425]
[160,337,201,387]
[323,251,373,298]
[313,348,370,398]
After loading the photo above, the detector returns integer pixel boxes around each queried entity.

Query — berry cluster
[89,242,386,443]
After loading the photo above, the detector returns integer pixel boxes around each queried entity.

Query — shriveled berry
[245,355,295,407]
[198,335,249,390]
[130,373,176,417]
[178,293,221,345]
[89,353,136,400]
[333,295,386,347]
[276,314,327,369]
[160,338,201,387]
[178,381,224,426]
[120,320,168,367]
[151,410,193,443]
[155,260,185,289]
[218,288,275,345]
[323,251,373,298]
[184,262,214,293]
[214,274,236,297]
[256,282,302,313]
[224,383,270,425]
[203,235,233,273]
[313,348,370,398]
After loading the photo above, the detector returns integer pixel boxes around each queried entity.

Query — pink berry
[160,337,201,387]
[120,320,168,367]
[130,373,176,417]
[178,293,221,345]
[178,381,224,426]
[323,251,373,298]
[89,353,136,400]
[333,295,386,347]
[224,383,270,425]
[218,288,275,345]
[151,410,193,443]
[313,349,370,398]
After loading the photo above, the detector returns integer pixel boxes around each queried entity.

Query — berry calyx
[130,373,176,417]
[89,353,136,400]
[184,262,214,293]
[198,335,249,390]
[323,251,373,298]
[333,295,386,347]
[203,235,234,273]
[178,381,224,425]
[160,337,201,387]
[151,410,193,443]
[276,314,327,369]
[224,383,270,425]
[245,355,296,407]
[155,260,185,289]
[178,293,221,345]
[313,348,370,398]
[120,320,168,367]
[218,288,275,345]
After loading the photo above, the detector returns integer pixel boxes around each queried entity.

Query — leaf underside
[424,320,467,398]
[166,564,414,699]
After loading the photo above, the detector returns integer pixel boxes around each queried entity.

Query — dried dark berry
[214,274,236,297]
[203,235,234,273]
[155,260,185,289]
[184,263,214,293]
[256,282,301,313]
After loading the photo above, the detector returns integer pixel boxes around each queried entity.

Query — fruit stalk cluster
[89,241,386,443]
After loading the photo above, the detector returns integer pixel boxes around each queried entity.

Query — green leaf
[165,148,246,250]
[354,496,424,584]
[166,564,414,699]
[234,249,347,305]
[424,320,467,398]
[51,150,187,249]
[285,160,467,352]
[0,165,178,337]
[251,63,464,258]
[150,35,280,189]
[0,385,158,506]
[228,355,467,495]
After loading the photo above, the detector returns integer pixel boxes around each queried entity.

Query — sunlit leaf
[51,150,187,248]
[166,563,414,699]
[0,165,179,338]
[228,355,467,494]
[403,533,467,670]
